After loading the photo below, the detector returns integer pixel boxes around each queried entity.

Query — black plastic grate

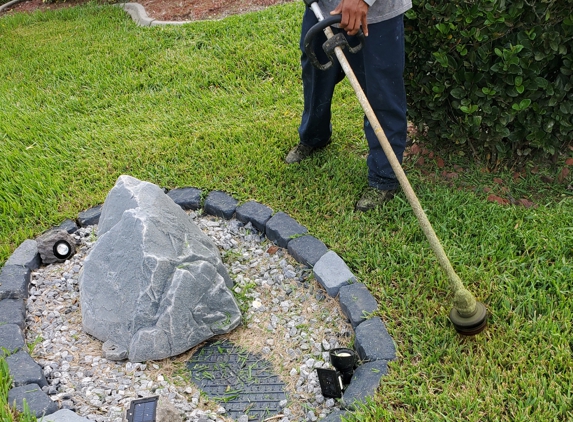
[186,340,287,421]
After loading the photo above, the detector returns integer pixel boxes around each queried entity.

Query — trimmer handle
[303,15,365,71]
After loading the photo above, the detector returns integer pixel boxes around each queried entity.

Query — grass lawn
[1,2,572,421]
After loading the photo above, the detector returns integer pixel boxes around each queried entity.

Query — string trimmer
[303,0,487,335]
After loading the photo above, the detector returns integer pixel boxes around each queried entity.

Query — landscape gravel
[25,211,353,422]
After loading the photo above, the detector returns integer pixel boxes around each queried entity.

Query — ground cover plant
[1,2,572,421]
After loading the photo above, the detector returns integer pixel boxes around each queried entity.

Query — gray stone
[157,395,183,422]
[0,298,26,329]
[287,235,328,267]
[320,410,349,421]
[342,360,388,409]
[36,230,76,265]
[102,340,128,361]
[0,265,31,300]
[265,212,308,249]
[6,350,48,387]
[80,175,241,362]
[203,191,238,220]
[78,205,102,227]
[41,409,92,422]
[354,317,396,362]
[167,187,203,210]
[8,384,59,418]
[338,283,378,329]
[5,239,41,270]
[0,324,25,355]
[55,219,79,234]
[313,251,356,297]
[235,201,273,233]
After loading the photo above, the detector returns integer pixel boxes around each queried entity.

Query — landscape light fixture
[52,239,74,260]
[329,348,357,385]
[126,396,158,422]
[316,368,343,399]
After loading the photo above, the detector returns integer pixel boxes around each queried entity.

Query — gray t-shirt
[318,0,412,24]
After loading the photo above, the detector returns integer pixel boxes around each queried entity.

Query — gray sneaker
[355,186,397,212]
[285,140,331,164]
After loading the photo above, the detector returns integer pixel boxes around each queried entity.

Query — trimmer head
[449,302,488,335]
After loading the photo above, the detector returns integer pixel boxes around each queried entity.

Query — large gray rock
[79,175,241,362]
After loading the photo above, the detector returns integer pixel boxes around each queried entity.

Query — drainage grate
[186,340,287,421]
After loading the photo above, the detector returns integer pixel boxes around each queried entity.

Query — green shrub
[405,0,573,162]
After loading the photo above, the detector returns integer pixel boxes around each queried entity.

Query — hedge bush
[405,0,573,162]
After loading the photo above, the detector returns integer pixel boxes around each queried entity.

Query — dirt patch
[1,0,296,21]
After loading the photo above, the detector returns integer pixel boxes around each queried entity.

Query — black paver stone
[6,350,48,388]
[167,187,203,210]
[7,384,59,418]
[78,205,102,227]
[0,298,27,329]
[235,201,273,233]
[204,191,238,220]
[338,283,379,329]
[354,317,396,362]
[265,212,308,248]
[0,265,31,300]
[342,360,388,410]
[287,235,328,267]
[0,324,25,356]
[56,219,79,234]
[5,239,41,270]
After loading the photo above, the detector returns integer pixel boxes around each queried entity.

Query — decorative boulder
[79,175,241,362]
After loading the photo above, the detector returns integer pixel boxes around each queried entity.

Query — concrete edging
[116,2,192,26]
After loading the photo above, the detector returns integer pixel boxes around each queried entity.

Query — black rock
[0,298,27,329]
[338,283,379,329]
[0,324,25,356]
[167,187,203,210]
[265,212,308,248]
[4,239,41,270]
[0,265,31,300]
[287,235,328,267]
[354,317,396,362]
[342,360,388,410]
[203,191,238,220]
[7,384,59,418]
[6,350,48,388]
[78,205,102,227]
[236,201,273,233]
[55,219,79,234]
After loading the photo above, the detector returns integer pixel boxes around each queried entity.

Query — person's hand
[330,0,369,36]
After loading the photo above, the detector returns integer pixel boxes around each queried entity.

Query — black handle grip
[303,15,365,71]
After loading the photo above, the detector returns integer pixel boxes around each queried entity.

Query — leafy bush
[405,0,573,162]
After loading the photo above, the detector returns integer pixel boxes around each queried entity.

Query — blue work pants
[298,9,407,190]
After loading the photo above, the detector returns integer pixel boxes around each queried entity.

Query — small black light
[52,240,73,260]
[316,368,343,399]
[329,348,357,385]
[126,396,158,422]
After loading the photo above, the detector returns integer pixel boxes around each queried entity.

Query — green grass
[1,2,572,421]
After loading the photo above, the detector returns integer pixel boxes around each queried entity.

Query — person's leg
[288,7,345,163]
[361,14,407,191]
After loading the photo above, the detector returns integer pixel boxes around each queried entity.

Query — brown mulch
[1,0,295,21]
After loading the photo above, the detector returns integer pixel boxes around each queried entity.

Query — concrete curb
[115,2,192,26]
[1,184,397,420]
